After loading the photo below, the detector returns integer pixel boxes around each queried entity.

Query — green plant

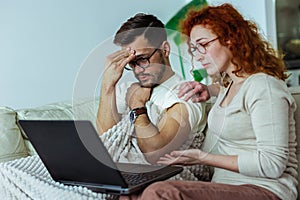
[165,0,207,79]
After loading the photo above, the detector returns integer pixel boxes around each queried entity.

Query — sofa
[0,86,300,198]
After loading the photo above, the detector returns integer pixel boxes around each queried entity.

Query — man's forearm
[133,104,190,164]
[134,115,167,164]
[134,114,160,152]
[96,85,121,135]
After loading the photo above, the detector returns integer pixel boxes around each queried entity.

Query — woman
[124,3,298,200]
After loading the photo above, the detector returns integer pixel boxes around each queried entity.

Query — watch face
[129,110,136,123]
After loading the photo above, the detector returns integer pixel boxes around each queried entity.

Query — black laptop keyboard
[121,172,159,186]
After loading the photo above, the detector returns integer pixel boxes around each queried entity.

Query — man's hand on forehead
[127,48,136,57]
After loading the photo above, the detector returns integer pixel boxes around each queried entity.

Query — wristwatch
[129,107,147,124]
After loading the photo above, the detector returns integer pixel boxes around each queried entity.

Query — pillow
[17,98,99,123]
[71,98,100,127]
[17,98,100,155]
[289,87,300,191]
[0,107,28,162]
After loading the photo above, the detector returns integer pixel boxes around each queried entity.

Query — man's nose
[134,65,146,73]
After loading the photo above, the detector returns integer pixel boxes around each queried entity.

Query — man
[96,13,206,164]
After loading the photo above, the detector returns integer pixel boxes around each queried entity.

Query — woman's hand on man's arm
[178,81,220,102]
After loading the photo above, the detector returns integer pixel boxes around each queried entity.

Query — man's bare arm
[134,103,191,163]
[96,82,121,135]
[96,49,136,135]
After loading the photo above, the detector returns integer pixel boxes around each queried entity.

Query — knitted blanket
[100,114,211,181]
[0,155,117,200]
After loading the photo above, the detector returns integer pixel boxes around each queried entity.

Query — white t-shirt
[116,73,207,149]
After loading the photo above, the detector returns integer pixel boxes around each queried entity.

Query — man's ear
[161,41,170,57]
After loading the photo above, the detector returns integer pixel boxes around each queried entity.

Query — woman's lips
[202,63,209,68]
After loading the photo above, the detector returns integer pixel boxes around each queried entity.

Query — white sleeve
[157,86,207,134]
[238,76,293,178]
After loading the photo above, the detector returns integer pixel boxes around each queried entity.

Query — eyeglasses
[125,48,159,71]
[190,37,219,56]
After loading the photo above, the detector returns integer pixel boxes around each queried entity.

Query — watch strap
[132,107,147,116]
[130,107,147,124]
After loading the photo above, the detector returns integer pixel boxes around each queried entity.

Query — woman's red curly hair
[181,3,287,80]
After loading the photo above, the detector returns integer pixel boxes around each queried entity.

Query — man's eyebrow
[134,55,145,59]
[135,53,149,58]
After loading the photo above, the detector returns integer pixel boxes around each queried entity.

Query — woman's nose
[194,52,205,62]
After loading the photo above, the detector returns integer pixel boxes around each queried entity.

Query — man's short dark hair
[114,13,167,47]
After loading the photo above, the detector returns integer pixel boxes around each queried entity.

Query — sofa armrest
[0,107,28,162]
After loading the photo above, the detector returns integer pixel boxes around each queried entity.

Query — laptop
[18,120,183,195]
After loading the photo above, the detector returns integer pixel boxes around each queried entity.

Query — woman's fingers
[178,81,210,102]
[178,82,195,98]
[158,151,187,164]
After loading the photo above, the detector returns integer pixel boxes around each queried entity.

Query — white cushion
[16,98,99,155]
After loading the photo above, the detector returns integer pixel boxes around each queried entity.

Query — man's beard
[137,65,165,88]
[137,55,166,88]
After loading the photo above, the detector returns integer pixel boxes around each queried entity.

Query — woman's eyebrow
[189,40,201,46]
[195,37,208,43]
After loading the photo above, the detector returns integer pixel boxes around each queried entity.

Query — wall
[0,0,276,109]
[207,0,277,46]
